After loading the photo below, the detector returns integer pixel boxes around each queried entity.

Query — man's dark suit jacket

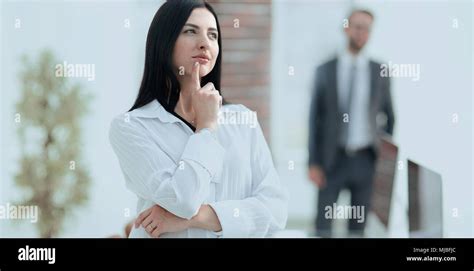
[308,57,395,172]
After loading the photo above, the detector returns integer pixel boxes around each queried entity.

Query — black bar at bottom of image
[0,238,472,269]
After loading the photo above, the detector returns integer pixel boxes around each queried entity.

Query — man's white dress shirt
[337,49,374,151]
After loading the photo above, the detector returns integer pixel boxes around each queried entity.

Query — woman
[109,0,287,238]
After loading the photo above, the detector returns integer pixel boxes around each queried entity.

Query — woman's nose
[197,35,211,50]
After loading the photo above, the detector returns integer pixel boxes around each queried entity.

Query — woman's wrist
[196,121,217,133]
[190,205,222,232]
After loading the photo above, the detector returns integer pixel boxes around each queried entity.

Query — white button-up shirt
[337,49,373,151]
[109,100,288,238]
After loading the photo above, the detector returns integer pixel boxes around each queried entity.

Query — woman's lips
[193,57,209,64]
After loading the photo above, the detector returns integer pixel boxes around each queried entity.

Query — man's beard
[349,38,363,53]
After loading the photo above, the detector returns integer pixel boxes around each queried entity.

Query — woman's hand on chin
[134,204,191,238]
[191,62,221,132]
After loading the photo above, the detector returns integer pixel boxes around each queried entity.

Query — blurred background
[1,0,472,238]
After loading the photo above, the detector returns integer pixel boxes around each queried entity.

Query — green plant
[14,49,91,238]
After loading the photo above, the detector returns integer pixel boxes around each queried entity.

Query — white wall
[271,0,473,236]
[272,0,351,231]
[1,0,163,237]
[0,0,4,237]
[366,0,472,238]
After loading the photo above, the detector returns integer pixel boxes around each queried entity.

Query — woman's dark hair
[130,0,224,112]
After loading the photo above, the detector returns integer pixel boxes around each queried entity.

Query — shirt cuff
[210,230,223,238]
[209,201,247,238]
[181,131,225,179]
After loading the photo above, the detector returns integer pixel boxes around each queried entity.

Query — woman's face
[173,8,219,79]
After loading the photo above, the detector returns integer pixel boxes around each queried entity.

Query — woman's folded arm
[109,115,225,219]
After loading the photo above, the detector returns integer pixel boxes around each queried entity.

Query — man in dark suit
[308,9,395,237]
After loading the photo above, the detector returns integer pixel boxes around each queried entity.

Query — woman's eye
[184,29,196,34]
[209,33,218,40]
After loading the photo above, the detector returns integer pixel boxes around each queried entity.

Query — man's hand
[308,165,326,189]
[134,205,191,238]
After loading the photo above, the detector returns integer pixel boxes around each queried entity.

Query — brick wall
[207,0,272,142]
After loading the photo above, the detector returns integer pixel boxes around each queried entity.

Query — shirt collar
[132,99,230,125]
[131,99,179,124]
[340,47,369,67]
